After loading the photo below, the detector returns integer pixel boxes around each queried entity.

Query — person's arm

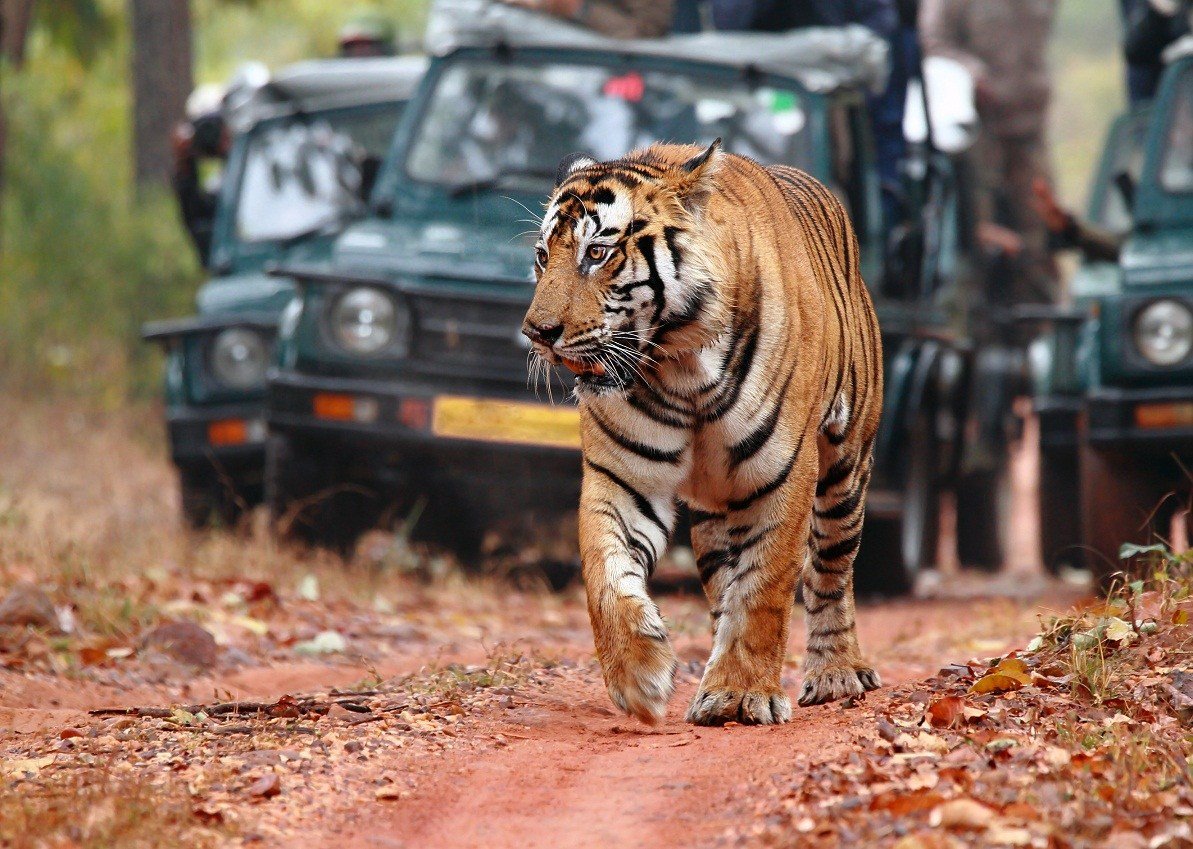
[850,0,899,39]
[499,0,673,37]
[579,0,675,37]
[1124,0,1191,65]
[710,0,758,31]
[1032,178,1123,263]
[918,0,987,82]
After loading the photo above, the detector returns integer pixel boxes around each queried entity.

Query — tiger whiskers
[502,196,543,228]
[526,350,556,405]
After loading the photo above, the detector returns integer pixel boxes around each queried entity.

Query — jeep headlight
[1134,299,1193,367]
[330,287,405,356]
[209,327,268,389]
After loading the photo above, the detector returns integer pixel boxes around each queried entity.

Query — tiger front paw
[599,617,678,725]
[797,664,881,707]
[685,686,792,726]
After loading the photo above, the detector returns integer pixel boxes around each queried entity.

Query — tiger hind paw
[797,665,881,707]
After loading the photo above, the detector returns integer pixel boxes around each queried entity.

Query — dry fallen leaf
[894,731,950,754]
[248,772,281,799]
[1103,617,1135,644]
[970,658,1031,695]
[1041,746,1071,768]
[986,824,1032,846]
[892,835,963,849]
[925,696,966,729]
[871,789,944,815]
[930,798,997,830]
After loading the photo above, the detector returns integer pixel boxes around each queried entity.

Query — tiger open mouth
[559,357,606,378]
[557,354,629,392]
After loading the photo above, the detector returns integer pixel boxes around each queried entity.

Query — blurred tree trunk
[128,0,191,188]
[1,0,35,65]
[0,0,37,252]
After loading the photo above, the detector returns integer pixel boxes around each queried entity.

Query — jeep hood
[196,272,296,316]
[1121,228,1193,288]
[332,219,533,287]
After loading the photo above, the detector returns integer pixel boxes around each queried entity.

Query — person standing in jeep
[495,0,674,38]
[920,0,1060,306]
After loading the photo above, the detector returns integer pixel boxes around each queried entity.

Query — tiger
[521,140,883,726]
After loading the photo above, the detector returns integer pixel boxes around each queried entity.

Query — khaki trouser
[975,131,1061,306]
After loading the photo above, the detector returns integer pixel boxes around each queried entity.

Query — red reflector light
[603,71,645,102]
[313,393,356,421]
[398,397,431,430]
[208,419,248,446]
[1135,402,1193,430]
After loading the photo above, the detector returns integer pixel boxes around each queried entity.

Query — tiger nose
[523,320,564,347]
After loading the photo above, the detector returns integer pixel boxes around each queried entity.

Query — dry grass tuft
[0,767,233,849]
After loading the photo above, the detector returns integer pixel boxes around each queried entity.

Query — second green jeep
[143,56,425,528]
[1032,47,1193,582]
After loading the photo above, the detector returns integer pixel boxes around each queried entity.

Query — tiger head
[522,141,729,395]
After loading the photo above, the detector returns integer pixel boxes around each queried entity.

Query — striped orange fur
[522,141,883,725]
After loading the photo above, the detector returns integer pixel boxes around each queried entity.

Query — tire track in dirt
[335,679,863,849]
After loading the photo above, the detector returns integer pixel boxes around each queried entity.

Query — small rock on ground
[0,584,59,630]
[139,620,218,669]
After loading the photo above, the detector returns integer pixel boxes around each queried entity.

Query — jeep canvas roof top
[225,55,428,132]
[425,0,889,94]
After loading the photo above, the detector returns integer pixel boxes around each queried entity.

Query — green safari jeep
[266,22,1023,593]
[1032,47,1193,582]
[143,57,425,528]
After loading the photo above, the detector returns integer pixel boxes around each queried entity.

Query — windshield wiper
[447,167,557,198]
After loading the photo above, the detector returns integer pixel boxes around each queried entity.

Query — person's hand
[977,222,1024,258]
[1031,177,1072,235]
[172,123,194,161]
[974,76,996,111]
[497,0,583,18]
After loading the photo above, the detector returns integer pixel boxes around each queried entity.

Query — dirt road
[1,583,1082,848]
[0,398,1087,847]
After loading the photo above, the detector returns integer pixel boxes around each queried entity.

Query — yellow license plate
[432,395,581,449]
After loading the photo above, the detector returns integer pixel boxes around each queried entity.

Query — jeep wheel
[854,518,913,598]
[405,483,486,563]
[179,466,248,531]
[1079,441,1169,590]
[1038,446,1082,574]
[955,463,1012,572]
[854,412,940,598]
[265,434,377,554]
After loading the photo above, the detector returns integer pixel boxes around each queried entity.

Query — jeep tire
[1079,441,1170,590]
[955,464,1011,572]
[855,410,940,598]
[1038,445,1082,575]
[265,433,376,554]
[179,465,249,530]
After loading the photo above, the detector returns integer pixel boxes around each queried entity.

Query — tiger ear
[555,153,597,186]
[669,139,722,213]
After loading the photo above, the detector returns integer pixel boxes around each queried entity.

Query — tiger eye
[587,245,608,262]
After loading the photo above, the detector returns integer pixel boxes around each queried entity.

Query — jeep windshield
[405,56,813,192]
[1159,66,1193,195]
[235,104,399,243]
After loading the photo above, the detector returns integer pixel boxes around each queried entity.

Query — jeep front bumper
[1086,386,1193,450]
[167,402,269,466]
[267,370,583,479]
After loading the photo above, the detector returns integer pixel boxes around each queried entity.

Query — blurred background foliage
[0,0,1116,402]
